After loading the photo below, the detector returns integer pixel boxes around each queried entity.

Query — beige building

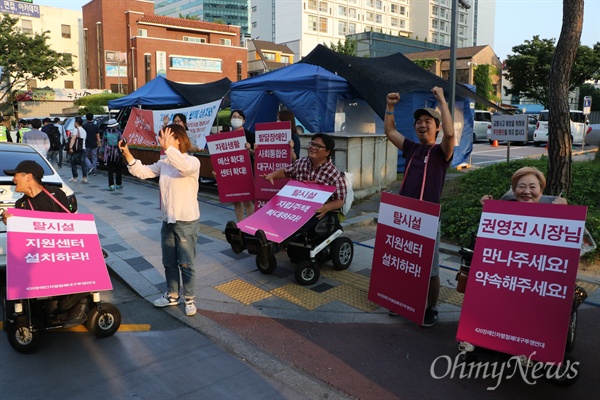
[404,45,502,104]
[247,39,294,77]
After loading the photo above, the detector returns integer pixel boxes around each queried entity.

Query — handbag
[70,128,84,153]
[455,266,470,294]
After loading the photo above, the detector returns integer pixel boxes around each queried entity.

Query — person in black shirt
[2,160,86,325]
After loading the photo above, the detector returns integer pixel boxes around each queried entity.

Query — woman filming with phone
[118,124,201,317]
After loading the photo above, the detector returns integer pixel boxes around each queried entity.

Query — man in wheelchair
[225,133,351,285]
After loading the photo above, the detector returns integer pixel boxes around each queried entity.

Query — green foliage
[77,104,105,116]
[412,58,436,71]
[473,64,496,108]
[503,36,600,108]
[178,13,200,21]
[578,83,600,111]
[440,158,600,260]
[0,14,77,103]
[74,93,124,107]
[217,108,231,126]
[324,39,357,56]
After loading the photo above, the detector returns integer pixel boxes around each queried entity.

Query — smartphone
[121,138,127,146]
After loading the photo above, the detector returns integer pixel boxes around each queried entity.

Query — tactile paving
[271,284,331,310]
[215,279,272,305]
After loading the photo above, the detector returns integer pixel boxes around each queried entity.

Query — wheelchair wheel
[256,254,277,274]
[295,261,320,286]
[85,303,121,338]
[331,237,354,270]
[7,323,40,354]
[565,310,577,352]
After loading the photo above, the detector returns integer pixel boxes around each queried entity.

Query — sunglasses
[309,141,326,150]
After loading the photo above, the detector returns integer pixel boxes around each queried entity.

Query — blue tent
[108,75,188,108]
[108,76,232,109]
[230,63,355,133]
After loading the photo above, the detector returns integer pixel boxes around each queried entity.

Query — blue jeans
[70,151,87,179]
[160,219,199,298]
[86,147,98,170]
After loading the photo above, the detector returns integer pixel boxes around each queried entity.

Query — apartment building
[154,0,250,38]
[250,0,495,60]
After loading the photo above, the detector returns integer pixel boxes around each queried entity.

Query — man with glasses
[263,133,347,220]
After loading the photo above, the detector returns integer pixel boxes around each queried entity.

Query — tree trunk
[547,0,584,196]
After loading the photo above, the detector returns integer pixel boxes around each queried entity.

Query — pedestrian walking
[68,117,88,183]
[103,119,124,191]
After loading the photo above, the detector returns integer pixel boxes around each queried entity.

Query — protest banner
[206,130,254,203]
[238,180,336,243]
[456,200,587,363]
[254,121,292,207]
[368,192,440,325]
[6,209,112,300]
[122,108,157,146]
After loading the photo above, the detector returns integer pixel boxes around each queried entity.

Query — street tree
[0,14,76,103]
[324,39,357,56]
[503,36,600,108]
[546,0,584,196]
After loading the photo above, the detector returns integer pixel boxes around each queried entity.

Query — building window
[400,19,406,29]
[21,19,33,35]
[366,0,374,8]
[184,36,206,43]
[281,55,289,64]
[375,14,382,24]
[375,0,382,10]
[252,21,257,28]
[308,0,317,11]
[220,38,232,46]
[391,17,398,27]
[348,22,356,35]
[61,25,71,39]
[64,80,74,89]
[252,5,257,12]
[338,6,347,16]
[237,61,242,81]
[366,12,374,22]
[432,19,438,29]
[391,4,398,13]
[338,21,347,35]
[308,15,317,32]
[263,52,275,61]
[138,28,147,37]
[400,6,407,16]
[319,2,327,13]
[319,17,328,33]
[349,8,356,18]
[144,54,151,83]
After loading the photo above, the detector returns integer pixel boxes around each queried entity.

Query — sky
[35,0,600,61]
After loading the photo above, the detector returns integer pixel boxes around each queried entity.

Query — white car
[0,142,78,271]
[533,110,589,147]
[473,110,492,142]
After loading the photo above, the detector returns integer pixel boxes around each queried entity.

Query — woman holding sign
[119,124,201,317]
[229,109,255,221]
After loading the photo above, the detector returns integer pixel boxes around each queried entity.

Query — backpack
[104,128,120,147]
[48,125,62,150]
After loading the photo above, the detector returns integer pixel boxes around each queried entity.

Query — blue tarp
[230,63,356,133]
[108,76,188,108]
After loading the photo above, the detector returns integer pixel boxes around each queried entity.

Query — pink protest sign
[254,122,292,205]
[6,208,113,300]
[206,130,254,203]
[368,192,440,325]
[456,200,587,363]
[238,180,336,243]
[122,108,157,146]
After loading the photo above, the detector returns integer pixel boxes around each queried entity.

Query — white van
[533,110,588,147]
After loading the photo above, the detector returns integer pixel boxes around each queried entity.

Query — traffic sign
[583,96,592,115]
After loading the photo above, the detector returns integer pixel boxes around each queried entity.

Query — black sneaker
[422,307,438,327]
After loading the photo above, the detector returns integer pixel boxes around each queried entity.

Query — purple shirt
[400,139,452,204]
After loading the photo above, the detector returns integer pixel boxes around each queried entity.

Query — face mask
[230,118,244,129]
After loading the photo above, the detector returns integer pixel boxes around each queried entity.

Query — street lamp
[448,0,471,118]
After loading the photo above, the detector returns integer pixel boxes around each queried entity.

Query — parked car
[485,114,538,145]
[585,123,600,146]
[473,110,492,142]
[0,142,78,271]
[533,110,589,147]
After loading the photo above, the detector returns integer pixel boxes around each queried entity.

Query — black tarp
[299,44,500,120]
